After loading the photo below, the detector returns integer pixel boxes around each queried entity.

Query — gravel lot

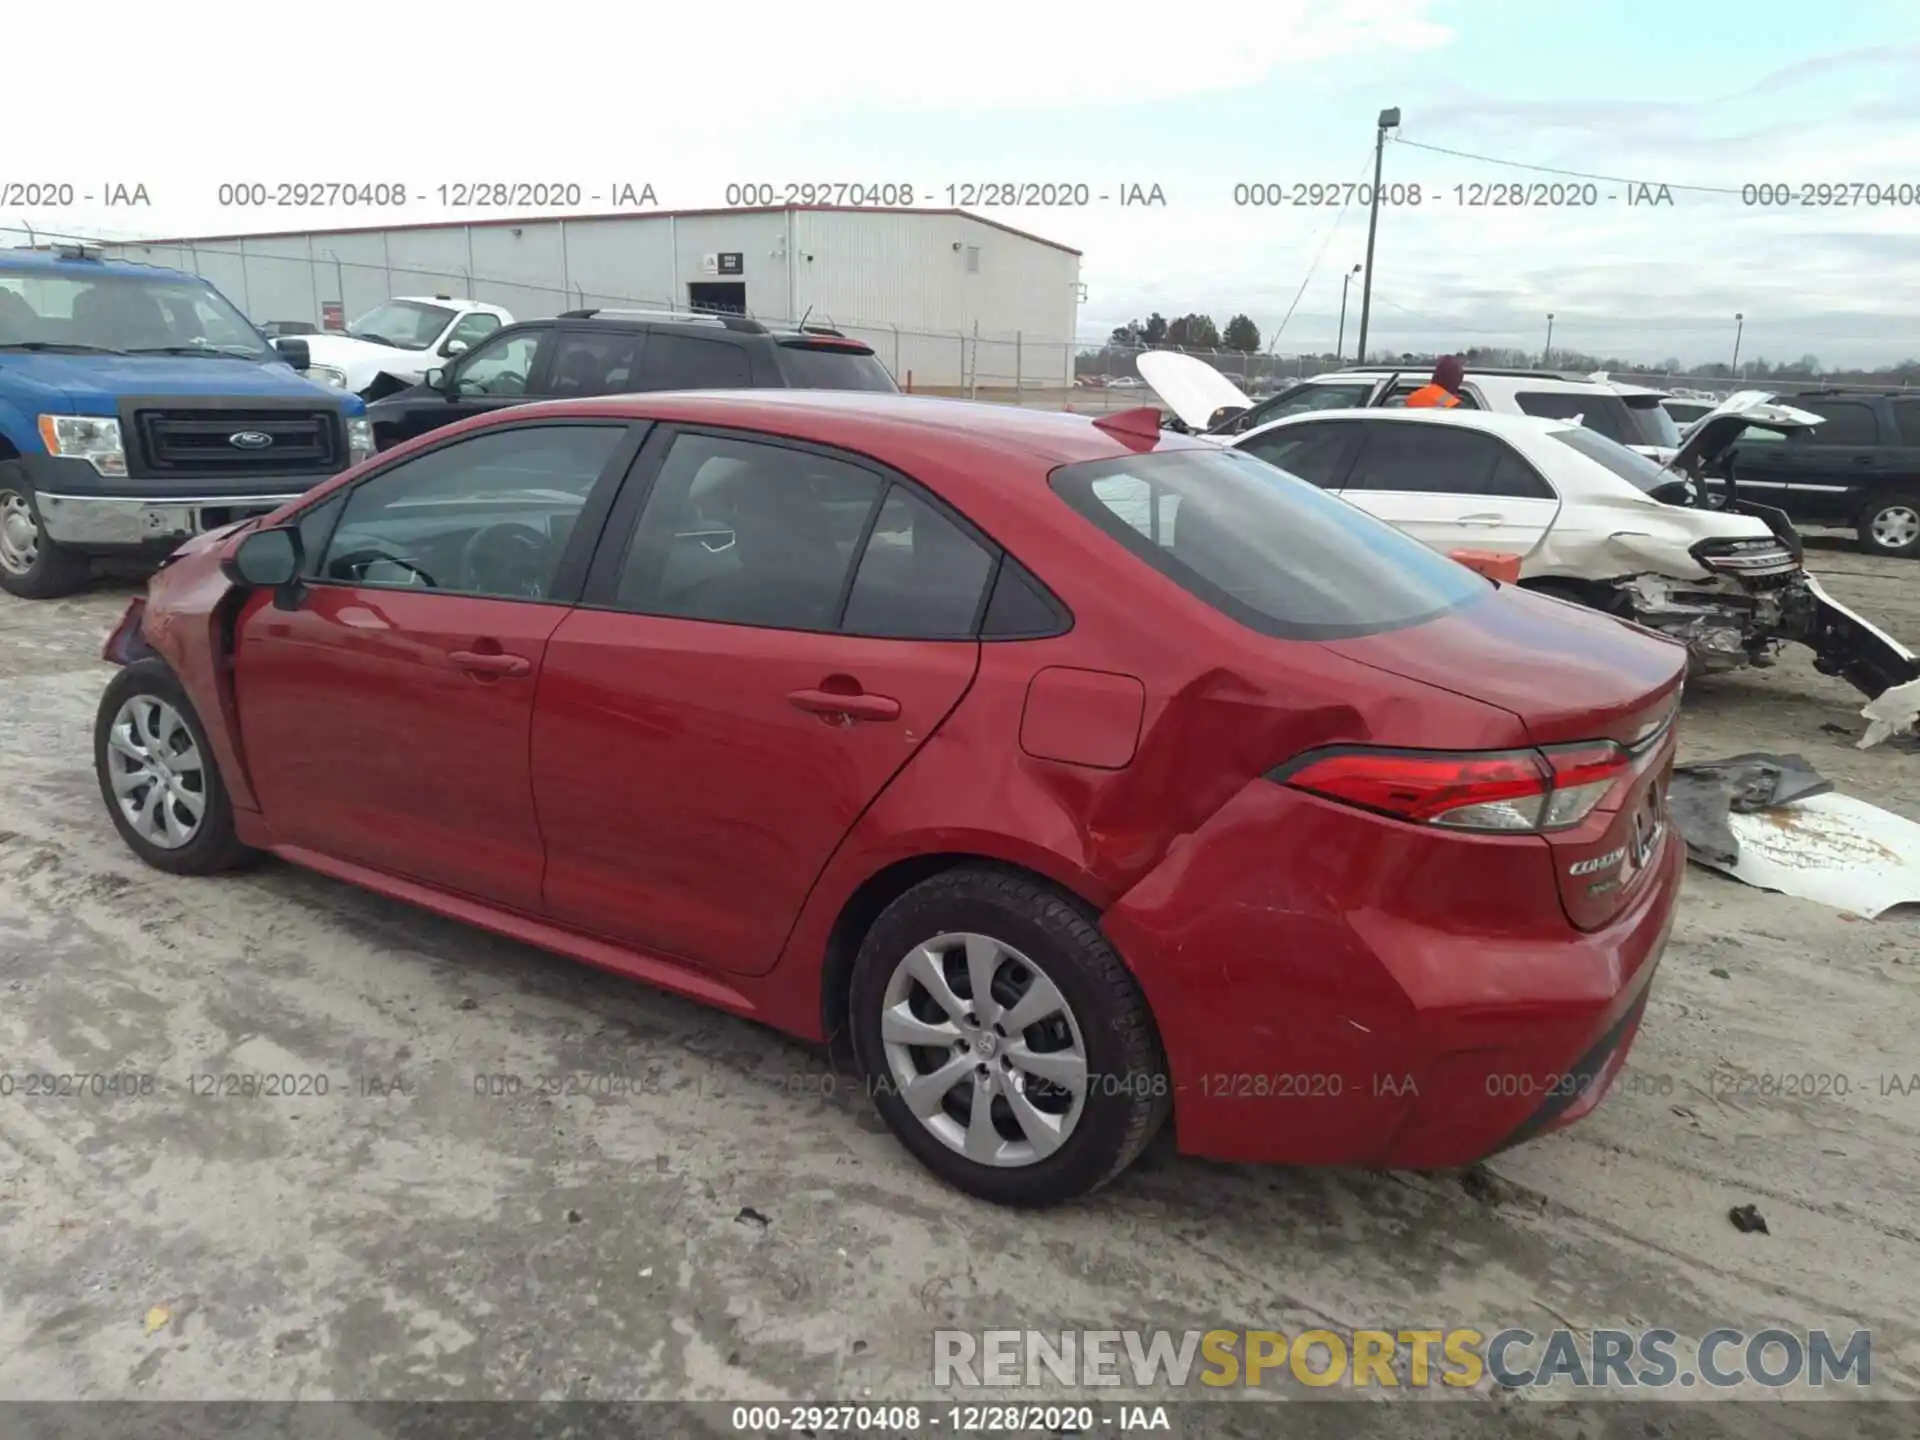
[2,537,1918,1437]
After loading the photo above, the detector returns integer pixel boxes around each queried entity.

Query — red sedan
[93,392,1686,1206]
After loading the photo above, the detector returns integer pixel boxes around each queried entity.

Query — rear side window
[1236,420,1362,488]
[1343,422,1548,498]
[1514,390,1635,445]
[1050,446,1487,641]
[1620,396,1681,448]
[636,333,753,389]
[841,485,995,638]
[1796,399,1880,446]
[546,329,646,394]
[775,341,900,392]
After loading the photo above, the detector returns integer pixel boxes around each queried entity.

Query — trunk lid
[1670,395,1823,473]
[1136,351,1255,430]
[1323,584,1687,930]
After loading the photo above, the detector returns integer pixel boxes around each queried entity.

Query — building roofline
[109,205,1084,258]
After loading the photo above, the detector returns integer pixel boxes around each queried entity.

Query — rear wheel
[0,463,91,599]
[850,867,1170,1207]
[93,659,254,875]
[1857,492,1920,558]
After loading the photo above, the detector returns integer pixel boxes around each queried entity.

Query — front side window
[1794,399,1879,447]
[318,424,626,599]
[0,269,268,357]
[454,330,547,396]
[346,300,457,351]
[1051,445,1487,641]
[444,311,502,351]
[613,434,883,629]
[1244,383,1375,428]
[1236,420,1362,488]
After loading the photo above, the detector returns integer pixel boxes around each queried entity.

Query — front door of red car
[532,429,996,975]
[235,420,637,909]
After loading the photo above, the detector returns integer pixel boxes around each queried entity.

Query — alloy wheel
[104,694,207,849]
[1870,504,1920,551]
[879,932,1089,1167]
[0,491,39,576]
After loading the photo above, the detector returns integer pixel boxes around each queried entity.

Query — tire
[850,866,1170,1207]
[1856,491,1920,559]
[93,658,255,875]
[0,462,92,599]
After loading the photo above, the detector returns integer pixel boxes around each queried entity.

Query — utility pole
[1336,264,1361,363]
[1354,106,1400,367]
[1731,312,1745,376]
[1544,313,1554,366]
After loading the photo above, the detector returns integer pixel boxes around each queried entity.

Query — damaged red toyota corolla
[92,394,1688,1206]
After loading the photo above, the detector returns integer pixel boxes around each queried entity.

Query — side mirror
[222,525,303,599]
[441,338,470,357]
[274,336,311,371]
[425,367,450,393]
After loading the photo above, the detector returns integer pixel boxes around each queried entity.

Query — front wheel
[850,868,1170,1207]
[0,465,92,599]
[1857,492,1920,559]
[94,659,255,875]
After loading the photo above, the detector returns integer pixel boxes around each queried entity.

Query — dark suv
[1718,389,1920,557]
[365,309,899,451]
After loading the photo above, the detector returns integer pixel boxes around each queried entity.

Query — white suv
[1140,355,1684,456]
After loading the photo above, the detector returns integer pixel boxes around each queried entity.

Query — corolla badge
[228,431,274,450]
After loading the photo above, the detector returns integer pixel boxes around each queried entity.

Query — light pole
[1544,313,1554,366]
[1336,264,1362,362]
[1731,312,1745,377]
[1354,106,1400,367]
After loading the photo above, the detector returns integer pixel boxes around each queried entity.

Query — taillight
[1278,743,1631,834]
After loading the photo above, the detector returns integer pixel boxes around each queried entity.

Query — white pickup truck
[285,295,514,399]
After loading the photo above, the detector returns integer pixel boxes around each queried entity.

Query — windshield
[346,300,456,350]
[1514,389,1639,446]
[1050,445,1487,641]
[1620,395,1682,448]
[0,267,270,357]
[774,342,900,392]
[1243,382,1376,428]
[1548,425,1679,493]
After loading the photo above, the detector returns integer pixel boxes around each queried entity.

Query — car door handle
[788,688,901,722]
[450,649,531,678]
[1458,513,1506,526]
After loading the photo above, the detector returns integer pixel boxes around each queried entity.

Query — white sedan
[291,296,514,398]
[1224,403,1919,699]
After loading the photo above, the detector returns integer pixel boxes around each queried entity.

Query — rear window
[1619,395,1681,448]
[1049,446,1487,641]
[775,341,899,392]
[1514,390,1637,446]
[1547,426,1675,493]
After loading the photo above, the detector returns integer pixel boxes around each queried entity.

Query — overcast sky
[10,0,1918,368]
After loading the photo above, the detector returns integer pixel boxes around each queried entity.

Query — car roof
[0,250,199,284]
[454,390,1214,468]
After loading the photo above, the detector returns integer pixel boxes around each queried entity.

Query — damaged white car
[1212,399,1920,703]
[275,296,514,400]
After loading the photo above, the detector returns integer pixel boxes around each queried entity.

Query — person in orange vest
[1404,354,1465,408]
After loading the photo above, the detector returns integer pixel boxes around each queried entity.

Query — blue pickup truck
[0,247,371,599]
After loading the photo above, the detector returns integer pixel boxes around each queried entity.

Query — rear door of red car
[234,420,644,909]
[530,426,995,976]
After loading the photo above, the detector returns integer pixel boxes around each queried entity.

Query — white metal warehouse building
[99,207,1084,390]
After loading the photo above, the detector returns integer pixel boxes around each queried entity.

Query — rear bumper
[1101,780,1684,1169]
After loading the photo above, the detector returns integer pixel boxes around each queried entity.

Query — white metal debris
[1858,677,1920,751]
[1697,792,1920,918]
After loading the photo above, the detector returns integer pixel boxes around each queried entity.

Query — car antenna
[798,306,814,330]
